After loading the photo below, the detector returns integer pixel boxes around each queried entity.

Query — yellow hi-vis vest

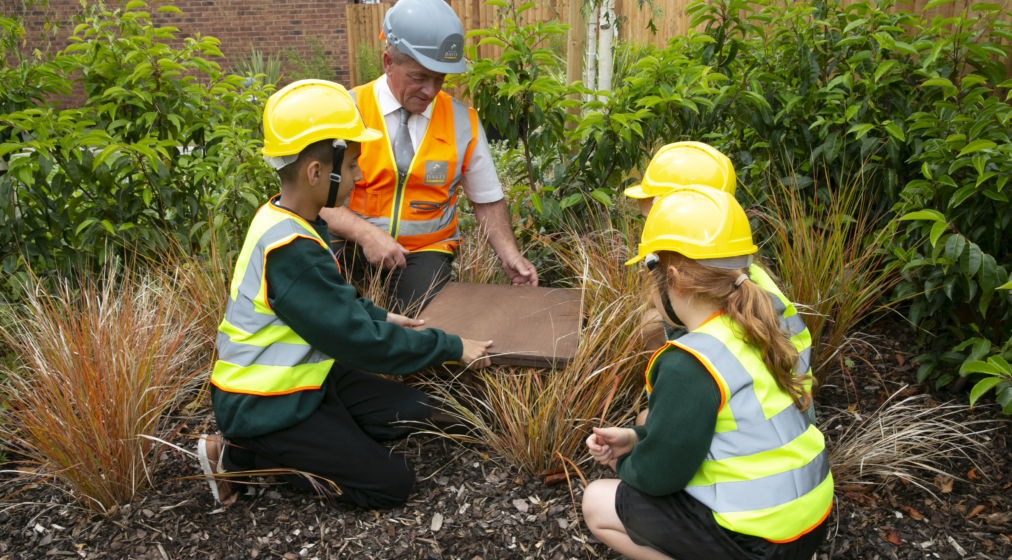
[211,199,335,396]
[645,312,833,542]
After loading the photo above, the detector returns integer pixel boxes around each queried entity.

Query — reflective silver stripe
[708,402,812,460]
[678,332,765,430]
[218,210,332,357]
[396,207,457,237]
[686,450,830,513]
[217,335,330,368]
[449,98,474,199]
[349,89,357,103]
[766,291,806,337]
[677,329,827,511]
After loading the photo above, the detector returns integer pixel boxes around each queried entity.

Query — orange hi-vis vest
[349,81,479,253]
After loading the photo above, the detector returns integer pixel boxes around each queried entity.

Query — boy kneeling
[197,80,492,509]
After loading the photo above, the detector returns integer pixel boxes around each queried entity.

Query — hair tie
[734,273,749,288]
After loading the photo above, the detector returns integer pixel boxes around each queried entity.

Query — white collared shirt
[372,75,504,204]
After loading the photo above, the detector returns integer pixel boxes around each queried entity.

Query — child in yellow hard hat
[582,187,832,559]
[197,80,493,509]
[627,143,815,426]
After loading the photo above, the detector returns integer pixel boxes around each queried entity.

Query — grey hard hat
[383,0,467,75]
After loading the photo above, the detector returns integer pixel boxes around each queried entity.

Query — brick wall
[19,0,355,107]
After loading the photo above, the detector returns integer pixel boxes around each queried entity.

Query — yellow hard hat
[626,186,757,267]
[624,142,736,199]
[262,80,382,159]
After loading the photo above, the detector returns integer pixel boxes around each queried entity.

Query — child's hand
[460,339,493,369]
[386,312,424,328]
[586,427,638,468]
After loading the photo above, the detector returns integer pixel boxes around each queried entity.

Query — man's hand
[361,227,410,270]
[460,339,493,370]
[386,313,423,328]
[502,255,539,287]
[319,207,409,270]
[586,427,638,469]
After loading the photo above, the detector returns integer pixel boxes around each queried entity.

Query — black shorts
[615,482,829,560]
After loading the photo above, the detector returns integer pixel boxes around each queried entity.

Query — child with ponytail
[582,187,832,560]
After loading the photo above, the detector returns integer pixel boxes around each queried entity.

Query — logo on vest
[424,161,449,185]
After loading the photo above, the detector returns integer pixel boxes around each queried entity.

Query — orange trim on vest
[643,342,674,395]
[210,377,323,397]
[350,80,476,252]
[669,340,730,412]
[259,199,337,314]
[643,311,727,397]
[765,503,832,543]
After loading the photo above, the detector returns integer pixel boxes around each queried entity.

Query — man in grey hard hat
[320,0,538,314]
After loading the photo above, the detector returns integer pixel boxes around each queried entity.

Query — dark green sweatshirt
[211,205,463,438]
[616,343,721,496]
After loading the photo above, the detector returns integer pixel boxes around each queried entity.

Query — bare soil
[1,320,1010,560]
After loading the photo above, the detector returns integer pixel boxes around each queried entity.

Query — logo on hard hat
[424,161,449,185]
[437,35,463,62]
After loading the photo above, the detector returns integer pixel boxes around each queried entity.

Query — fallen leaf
[16,467,37,477]
[895,354,905,367]
[544,473,571,486]
[387,523,395,538]
[967,468,980,480]
[896,386,918,397]
[538,466,565,478]
[512,499,530,514]
[933,474,953,494]
[966,505,987,519]
[431,512,443,532]
[283,554,297,560]
[886,531,903,546]
[900,506,924,520]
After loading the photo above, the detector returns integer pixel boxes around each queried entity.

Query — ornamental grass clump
[757,170,901,386]
[825,392,992,494]
[0,267,202,512]
[425,213,652,475]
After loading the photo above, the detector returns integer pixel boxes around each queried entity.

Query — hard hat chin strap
[325,140,348,208]
[645,254,683,329]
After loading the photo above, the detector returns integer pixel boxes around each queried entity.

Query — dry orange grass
[0,267,203,512]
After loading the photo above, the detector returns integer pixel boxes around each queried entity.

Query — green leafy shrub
[0,1,276,296]
[455,1,715,230]
[284,35,335,82]
[233,44,282,86]
[356,40,384,84]
[680,0,1012,399]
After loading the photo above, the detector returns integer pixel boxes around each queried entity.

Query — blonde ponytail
[657,252,809,410]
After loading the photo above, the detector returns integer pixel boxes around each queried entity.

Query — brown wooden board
[411,282,582,369]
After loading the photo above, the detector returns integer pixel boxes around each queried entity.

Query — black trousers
[222,365,431,509]
[616,482,830,560]
[334,240,454,315]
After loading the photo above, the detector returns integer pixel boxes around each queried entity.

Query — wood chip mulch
[0,320,1010,559]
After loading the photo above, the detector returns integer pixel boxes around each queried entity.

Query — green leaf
[847,123,875,138]
[883,122,905,141]
[969,377,1003,407]
[987,355,1012,376]
[923,0,957,10]
[844,18,868,33]
[156,5,182,13]
[944,234,966,261]
[516,1,535,12]
[874,60,897,81]
[958,139,997,157]
[963,243,982,276]
[997,278,1012,290]
[923,77,954,88]
[900,209,945,222]
[961,360,999,375]
[484,0,508,7]
[75,218,97,235]
[929,220,948,246]
[948,184,977,208]
[589,189,612,206]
